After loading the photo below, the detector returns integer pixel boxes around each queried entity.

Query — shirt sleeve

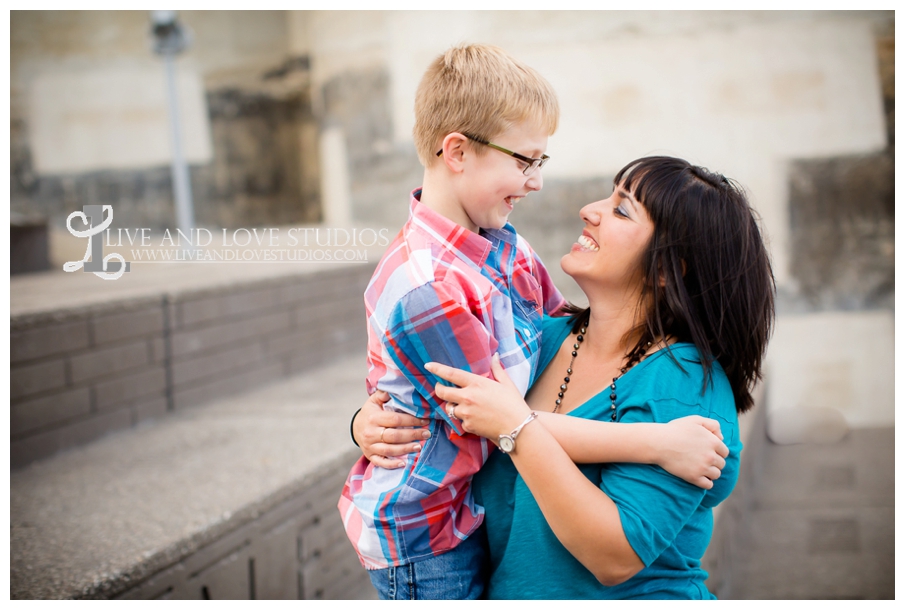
[381,280,497,435]
[597,398,718,566]
[530,250,567,316]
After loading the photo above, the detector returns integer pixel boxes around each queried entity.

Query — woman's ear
[658,259,687,287]
[439,132,469,173]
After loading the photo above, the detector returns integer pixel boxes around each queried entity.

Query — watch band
[499,411,538,454]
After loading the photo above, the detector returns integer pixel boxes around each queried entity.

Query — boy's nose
[525,167,544,191]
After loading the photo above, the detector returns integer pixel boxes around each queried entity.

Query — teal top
[472,314,742,600]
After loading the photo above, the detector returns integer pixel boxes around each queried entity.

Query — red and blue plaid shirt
[339,189,565,569]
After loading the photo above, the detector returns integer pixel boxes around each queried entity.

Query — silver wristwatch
[498,412,538,454]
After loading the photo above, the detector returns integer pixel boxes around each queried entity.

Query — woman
[355,156,774,598]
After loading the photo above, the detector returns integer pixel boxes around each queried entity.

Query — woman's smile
[575,231,600,252]
[562,186,654,294]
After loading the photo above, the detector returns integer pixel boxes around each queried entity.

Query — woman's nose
[580,200,603,224]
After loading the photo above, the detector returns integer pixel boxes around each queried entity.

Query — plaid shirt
[339,189,565,569]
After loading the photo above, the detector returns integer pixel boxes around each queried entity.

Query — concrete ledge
[10,354,373,600]
[11,262,376,467]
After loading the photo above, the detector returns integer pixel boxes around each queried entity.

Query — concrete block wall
[112,451,372,601]
[10,264,375,468]
[11,299,169,468]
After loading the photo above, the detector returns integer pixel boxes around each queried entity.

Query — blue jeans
[367,531,487,600]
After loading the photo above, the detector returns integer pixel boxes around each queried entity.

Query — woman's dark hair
[565,156,775,413]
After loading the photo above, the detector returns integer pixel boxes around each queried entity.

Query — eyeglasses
[435,132,550,176]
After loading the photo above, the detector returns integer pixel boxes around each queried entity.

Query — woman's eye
[614,206,628,218]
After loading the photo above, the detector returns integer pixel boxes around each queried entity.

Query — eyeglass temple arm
[437,132,484,157]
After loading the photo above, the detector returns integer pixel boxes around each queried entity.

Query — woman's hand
[425,353,531,442]
[653,416,729,489]
[353,391,431,469]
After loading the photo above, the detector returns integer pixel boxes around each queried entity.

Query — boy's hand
[355,391,431,469]
[655,416,728,489]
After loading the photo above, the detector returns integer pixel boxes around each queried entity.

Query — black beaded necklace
[553,323,586,413]
[553,325,652,421]
[605,343,651,421]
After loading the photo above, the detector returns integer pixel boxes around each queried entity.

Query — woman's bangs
[614,157,685,214]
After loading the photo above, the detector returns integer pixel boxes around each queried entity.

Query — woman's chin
[560,252,581,279]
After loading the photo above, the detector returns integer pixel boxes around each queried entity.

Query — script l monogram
[63,204,131,280]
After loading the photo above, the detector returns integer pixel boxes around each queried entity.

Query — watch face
[500,436,514,453]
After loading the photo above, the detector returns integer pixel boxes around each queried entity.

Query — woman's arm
[355,373,728,489]
[499,412,645,585]
[426,355,646,584]
[537,412,726,489]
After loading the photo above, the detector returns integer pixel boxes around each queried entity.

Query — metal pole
[163,53,195,236]
[151,10,195,239]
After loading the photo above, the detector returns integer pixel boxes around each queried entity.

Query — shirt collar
[407,188,518,268]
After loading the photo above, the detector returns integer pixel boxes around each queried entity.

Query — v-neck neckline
[559,340,695,419]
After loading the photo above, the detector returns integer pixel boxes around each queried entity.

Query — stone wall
[781,21,894,313]
[296,11,892,291]
[12,84,320,232]
[10,264,373,468]
[319,65,422,230]
[196,85,321,228]
[10,352,376,600]
[10,11,320,232]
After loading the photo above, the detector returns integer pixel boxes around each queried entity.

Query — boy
[338,43,564,599]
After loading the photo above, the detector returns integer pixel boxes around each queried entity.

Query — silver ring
[446,403,458,420]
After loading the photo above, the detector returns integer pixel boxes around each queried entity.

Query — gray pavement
[730,426,895,599]
[10,353,370,599]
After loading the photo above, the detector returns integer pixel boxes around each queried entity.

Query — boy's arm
[536,412,728,490]
[379,281,497,433]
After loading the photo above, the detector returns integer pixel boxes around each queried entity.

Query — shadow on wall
[785,151,894,312]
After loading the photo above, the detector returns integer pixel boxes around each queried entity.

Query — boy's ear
[439,132,469,173]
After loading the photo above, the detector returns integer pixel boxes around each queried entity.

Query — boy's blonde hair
[413,44,559,167]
